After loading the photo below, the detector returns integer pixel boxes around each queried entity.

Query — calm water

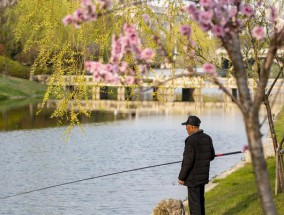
[0,101,271,215]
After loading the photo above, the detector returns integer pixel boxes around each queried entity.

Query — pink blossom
[103,71,114,82]
[123,76,135,85]
[183,4,199,22]
[93,71,100,81]
[180,25,191,36]
[183,3,197,15]
[202,63,217,76]
[252,26,265,40]
[62,1,97,27]
[98,64,109,76]
[219,0,231,4]
[240,4,254,17]
[199,0,215,8]
[73,9,85,21]
[242,145,249,152]
[110,35,125,63]
[212,25,225,37]
[85,61,103,81]
[85,61,102,73]
[199,22,211,32]
[199,11,213,24]
[110,63,120,74]
[140,48,155,63]
[120,61,128,73]
[62,15,73,26]
[123,24,141,47]
[228,8,238,18]
[123,24,137,35]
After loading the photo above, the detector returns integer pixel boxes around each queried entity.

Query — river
[0,100,280,215]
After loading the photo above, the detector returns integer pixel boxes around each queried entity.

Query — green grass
[0,75,47,100]
[202,107,284,215]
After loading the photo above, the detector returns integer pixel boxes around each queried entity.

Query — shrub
[0,56,30,79]
[0,93,9,101]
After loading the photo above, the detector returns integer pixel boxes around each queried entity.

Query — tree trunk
[263,95,278,154]
[275,153,284,193]
[245,114,277,215]
[263,94,284,194]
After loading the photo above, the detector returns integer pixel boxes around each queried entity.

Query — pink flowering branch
[62,0,154,28]
[85,23,155,85]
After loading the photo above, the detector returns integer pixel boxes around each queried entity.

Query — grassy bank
[0,75,47,101]
[204,107,284,214]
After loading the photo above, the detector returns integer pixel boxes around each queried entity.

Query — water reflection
[0,99,128,131]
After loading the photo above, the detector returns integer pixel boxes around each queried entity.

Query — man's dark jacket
[178,130,215,187]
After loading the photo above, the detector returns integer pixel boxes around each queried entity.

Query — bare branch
[254,27,284,110]
[278,133,284,151]
[267,67,284,97]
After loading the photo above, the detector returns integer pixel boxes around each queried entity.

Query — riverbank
[182,107,284,214]
[0,75,47,101]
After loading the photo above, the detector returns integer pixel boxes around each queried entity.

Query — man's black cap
[181,115,201,126]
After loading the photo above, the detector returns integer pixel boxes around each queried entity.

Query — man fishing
[178,115,215,215]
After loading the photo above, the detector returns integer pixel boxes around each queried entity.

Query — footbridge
[34,74,283,102]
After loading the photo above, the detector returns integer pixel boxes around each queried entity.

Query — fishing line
[0,150,243,200]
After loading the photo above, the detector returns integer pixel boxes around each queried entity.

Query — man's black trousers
[187,185,205,215]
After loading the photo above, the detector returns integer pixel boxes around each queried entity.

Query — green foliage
[0,56,29,78]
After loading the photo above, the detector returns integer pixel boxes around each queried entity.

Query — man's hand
[178,179,184,185]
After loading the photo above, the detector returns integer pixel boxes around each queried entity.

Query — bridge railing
[34,74,283,90]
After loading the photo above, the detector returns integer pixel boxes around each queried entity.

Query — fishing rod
[0,150,244,200]
[215,150,243,157]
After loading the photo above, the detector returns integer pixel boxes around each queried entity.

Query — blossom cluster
[62,0,111,28]
[180,0,278,76]
[181,0,277,41]
[85,24,155,85]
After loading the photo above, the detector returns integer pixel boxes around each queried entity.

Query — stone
[152,199,186,215]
